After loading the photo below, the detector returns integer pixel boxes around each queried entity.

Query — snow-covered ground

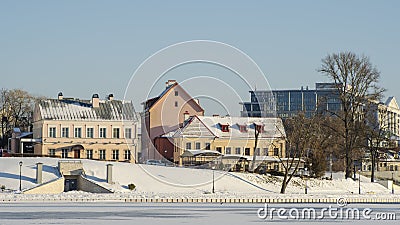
[0,157,397,201]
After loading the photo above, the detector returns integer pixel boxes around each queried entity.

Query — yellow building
[33,93,140,163]
[164,115,286,172]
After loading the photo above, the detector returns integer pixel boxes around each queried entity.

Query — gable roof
[385,96,399,110]
[170,115,285,139]
[37,98,136,121]
[143,81,204,112]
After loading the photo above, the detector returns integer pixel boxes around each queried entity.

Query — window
[263,148,269,156]
[244,148,250,156]
[175,101,178,107]
[235,147,241,155]
[124,150,131,160]
[216,147,222,153]
[48,127,56,138]
[86,128,94,138]
[175,91,178,96]
[186,142,192,150]
[61,127,69,138]
[61,149,69,158]
[225,147,231,155]
[239,125,247,132]
[48,149,55,156]
[99,149,106,160]
[205,143,211,150]
[100,128,107,138]
[195,142,201,150]
[74,127,82,138]
[274,148,279,156]
[255,124,264,133]
[86,149,93,159]
[125,128,132,139]
[255,148,260,156]
[220,124,229,132]
[113,128,120,139]
[112,150,119,160]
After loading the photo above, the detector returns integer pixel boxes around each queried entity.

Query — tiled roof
[38,98,136,121]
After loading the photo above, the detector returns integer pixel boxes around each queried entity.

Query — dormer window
[254,123,264,133]
[239,124,247,132]
[219,123,230,132]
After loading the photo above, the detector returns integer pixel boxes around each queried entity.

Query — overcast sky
[1,0,399,116]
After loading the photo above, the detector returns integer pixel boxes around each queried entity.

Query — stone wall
[58,160,84,175]
[78,176,113,193]
[24,177,64,194]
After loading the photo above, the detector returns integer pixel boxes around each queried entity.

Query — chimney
[194,98,200,105]
[107,94,114,101]
[166,80,177,88]
[106,164,113,184]
[184,111,190,121]
[36,162,43,184]
[58,92,63,100]
[92,94,99,108]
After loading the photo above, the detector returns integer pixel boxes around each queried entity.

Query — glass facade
[241,83,341,119]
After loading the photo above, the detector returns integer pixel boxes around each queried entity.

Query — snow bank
[0,157,395,201]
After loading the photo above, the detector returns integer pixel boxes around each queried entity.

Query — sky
[1,0,399,116]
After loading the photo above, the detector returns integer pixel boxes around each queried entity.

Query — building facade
[142,80,204,161]
[163,115,286,172]
[375,97,400,144]
[241,83,341,119]
[33,93,140,163]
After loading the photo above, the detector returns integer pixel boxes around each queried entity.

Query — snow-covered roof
[37,98,136,121]
[171,115,285,139]
[181,150,222,157]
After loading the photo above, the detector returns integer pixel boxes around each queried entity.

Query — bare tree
[278,113,314,194]
[318,52,385,179]
[250,123,261,172]
[0,89,36,148]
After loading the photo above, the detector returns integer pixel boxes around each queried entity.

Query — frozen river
[0,202,399,225]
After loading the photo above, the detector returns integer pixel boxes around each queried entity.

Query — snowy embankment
[0,157,397,202]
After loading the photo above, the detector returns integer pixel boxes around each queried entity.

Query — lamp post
[304,167,308,194]
[358,169,361,195]
[212,166,215,194]
[392,172,395,195]
[19,161,23,191]
[329,153,333,180]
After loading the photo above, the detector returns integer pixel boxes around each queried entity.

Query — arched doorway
[71,144,84,159]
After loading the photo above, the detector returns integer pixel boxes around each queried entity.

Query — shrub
[267,171,285,177]
[128,183,136,190]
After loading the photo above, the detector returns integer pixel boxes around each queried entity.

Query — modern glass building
[240,83,342,118]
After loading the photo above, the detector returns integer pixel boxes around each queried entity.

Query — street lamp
[392,172,395,195]
[19,161,23,191]
[358,169,361,195]
[329,153,333,180]
[304,167,308,194]
[212,166,215,194]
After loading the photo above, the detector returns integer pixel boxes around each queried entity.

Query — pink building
[142,80,204,161]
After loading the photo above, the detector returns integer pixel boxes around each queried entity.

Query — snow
[0,157,397,201]
[2,202,399,225]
